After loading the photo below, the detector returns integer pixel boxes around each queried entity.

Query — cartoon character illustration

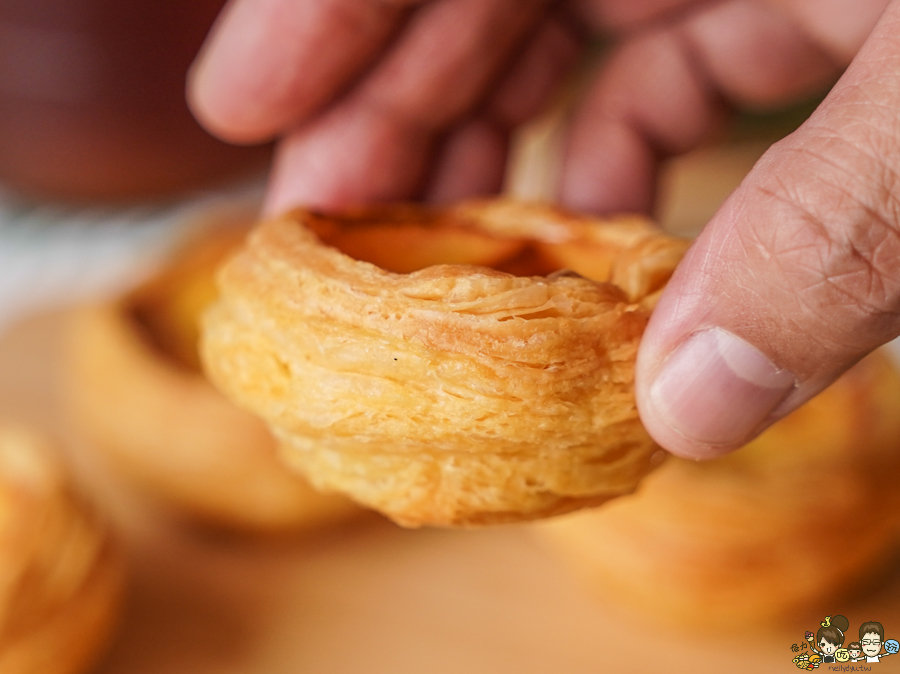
[859,621,895,662]
[847,642,863,662]
[795,617,896,667]
[811,615,850,664]
[793,652,821,670]
[793,653,811,669]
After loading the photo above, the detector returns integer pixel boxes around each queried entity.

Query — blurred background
[2,3,900,674]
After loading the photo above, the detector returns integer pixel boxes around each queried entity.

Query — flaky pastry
[0,425,124,674]
[201,199,690,526]
[535,351,900,626]
[64,225,360,532]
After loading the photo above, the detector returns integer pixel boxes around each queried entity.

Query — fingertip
[424,118,507,203]
[262,103,434,216]
[186,1,278,145]
[189,0,412,146]
[186,88,276,146]
[186,59,248,145]
[636,320,795,461]
[635,328,745,462]
[637,396,742,461]
[559,120,657,214]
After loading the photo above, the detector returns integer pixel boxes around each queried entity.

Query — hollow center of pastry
[308,216,617,280]
[129,230,246,371]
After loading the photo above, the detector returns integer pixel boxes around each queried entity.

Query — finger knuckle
[754,133,900,332]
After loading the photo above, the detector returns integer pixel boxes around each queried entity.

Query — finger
[570,0,889,44]
[773,0,890,63]
[263,102,433,214]
[486,14,585,128]
[188,0,421,144]
[559,26,729,213]
[559,0,842,214]
[568,0,706,31]
[263,0,552,212]
[354,0,551,131]
[425,15,584,203]
[424,15,583,203]
[681,0,842,107]
[636,0,900,459]
[424,117,508,202]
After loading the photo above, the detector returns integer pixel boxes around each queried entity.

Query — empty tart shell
[64,225,360,532]
[201,199,690,527]
[0,425,124,674]
[534,350,900,626]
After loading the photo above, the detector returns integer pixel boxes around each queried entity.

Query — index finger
[188,0,423,144]
[560,0,848,215]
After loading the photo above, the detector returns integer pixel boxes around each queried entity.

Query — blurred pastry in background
[202,199,689,527]
[534,350,900,627]
[63,222,361,532]
[0,424,123,674]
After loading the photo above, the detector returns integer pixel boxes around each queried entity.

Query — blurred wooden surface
[3,310,900,674]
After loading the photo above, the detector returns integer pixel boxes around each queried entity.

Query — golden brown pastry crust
[64,226,360,532]
[201,199,689,526]
[0,425,124,674]
[535,351,900,626]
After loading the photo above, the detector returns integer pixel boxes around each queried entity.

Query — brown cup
[0,0,270,202]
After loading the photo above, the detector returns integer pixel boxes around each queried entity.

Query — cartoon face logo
[862,634,883,657]
[835,648,850,662]
[818,638,837,655]
[886,639,900,654]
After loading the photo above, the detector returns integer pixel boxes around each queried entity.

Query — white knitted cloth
[0,183,263,336]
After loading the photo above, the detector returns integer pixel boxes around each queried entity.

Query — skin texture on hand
[637,0,900,458]
[189,0,900,460]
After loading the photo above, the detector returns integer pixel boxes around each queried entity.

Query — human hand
[188,0,581,212]
[635,0,900,459]
[189,0,900,459]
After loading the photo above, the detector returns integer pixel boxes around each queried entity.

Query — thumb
[636,0,900,459]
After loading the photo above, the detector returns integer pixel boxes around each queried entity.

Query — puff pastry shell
[202,199,689,526]
[64,226,360,532]
[535,351,900,625]
[0,425,123,674]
